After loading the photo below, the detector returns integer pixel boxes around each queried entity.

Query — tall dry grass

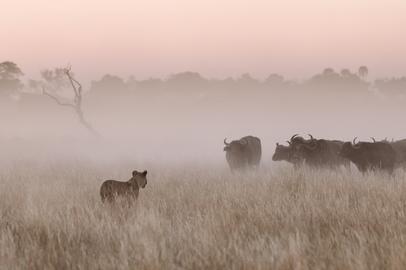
[1,159,406,270]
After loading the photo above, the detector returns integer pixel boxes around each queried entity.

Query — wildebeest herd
[100,134,406,202]
[271,134,406,174]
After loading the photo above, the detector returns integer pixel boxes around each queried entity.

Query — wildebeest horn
[290,134,299,141]
[224,138,230,146]
[370,137,376,143]
[307,134,315,141]
[303,141,317,150]
[352,137,361,149]
[286,140,291,145]
[240,138,248,145]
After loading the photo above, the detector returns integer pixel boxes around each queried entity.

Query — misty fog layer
[2,66,406,164]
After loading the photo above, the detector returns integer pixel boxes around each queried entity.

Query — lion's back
[100,180,125,202]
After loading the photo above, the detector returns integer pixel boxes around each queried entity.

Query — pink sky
[2,0,406,80]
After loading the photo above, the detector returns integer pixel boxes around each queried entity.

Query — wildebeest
[223,136,262,171]
[289,134,350,168]
[100,170,147,203]
[390,139,406,168]
[369,137,406,168]
[339,138,396,173]
[272,141,302,166]
[272,143,294,163]
[272,134,315,166]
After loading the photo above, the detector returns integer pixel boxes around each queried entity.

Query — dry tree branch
[42,87,76,108]
[42,67,99,137]
[65,66,80,97]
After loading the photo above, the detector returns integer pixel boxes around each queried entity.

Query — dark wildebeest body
[272,135,315,167]
[272,143,294,163]
[390,139,406,168]
[100,170,147,203]
[272,143,302,167]
[224,136,262,171]
[290,134,349,168]
[339,140,396,174]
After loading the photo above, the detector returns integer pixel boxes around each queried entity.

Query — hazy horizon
[2,0,406,161]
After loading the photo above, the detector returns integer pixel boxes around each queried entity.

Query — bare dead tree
[42,67,99,137]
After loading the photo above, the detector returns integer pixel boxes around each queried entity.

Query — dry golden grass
[1,159,406,270]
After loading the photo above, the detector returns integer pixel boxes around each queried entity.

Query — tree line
[1,61,405,137]
[1,61,406,100]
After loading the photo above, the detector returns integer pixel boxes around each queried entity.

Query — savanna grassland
[1,157,406,270]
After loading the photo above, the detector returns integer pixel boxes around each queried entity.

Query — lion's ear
[142,170,147,176]
[132,170,138,176]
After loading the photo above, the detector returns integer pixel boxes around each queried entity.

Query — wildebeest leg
[293,162,303,170]
[345,162,352,172]
[356,164,367,174]
[387,165,395,176]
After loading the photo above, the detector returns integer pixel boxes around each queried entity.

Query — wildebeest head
[339,137,361,158]
[223,138,248,153]
[224,136,262,171]
[291,134,318,160]
[130,170,148,188]
[223,138,250,170]
[289,134,307,145]
[272,142,293,161]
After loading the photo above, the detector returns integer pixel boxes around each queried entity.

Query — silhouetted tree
[0,61,24,96]
[304,67,368,95]
[92,74,126,90]
[308,68,341,85]
[42,66,99,136]
[167,72,208,86]
[27,67,72,94]
[236,73,259,86]
[88,74,127,96]
[323,68,335,75]
[374,77,406,96]
[265,73,284,86]
[40,67,71,92]
[358,66,369,80]
[135,78,163,88]
[340,69,351,77]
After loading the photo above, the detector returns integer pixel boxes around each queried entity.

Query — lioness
[100,170,147,203]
